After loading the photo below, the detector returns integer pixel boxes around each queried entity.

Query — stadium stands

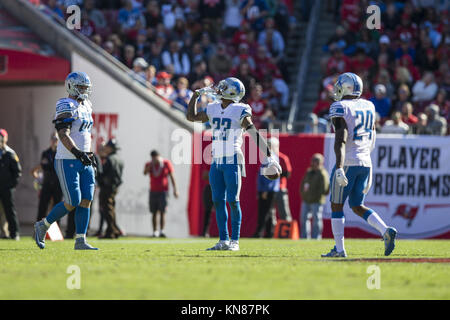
[36,0,298,130]
[319,0,448,135]
[34,0,448,135]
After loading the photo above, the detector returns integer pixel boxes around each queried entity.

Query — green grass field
[0,237,449,300]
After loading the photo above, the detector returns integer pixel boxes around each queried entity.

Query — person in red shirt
[326,47,351,76]
[351,48,375,80]
[270,137,293,223]
[155,71,174,104]
[401,102,418,126]
[143,150,178,237]
[247,83,273,129]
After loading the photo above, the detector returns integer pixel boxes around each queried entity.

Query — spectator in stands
[155,71,174,104]
[118,0,146,33]
[324,25,353,54]
[376,35,395,62]
[188,60,209,88]
[232,43,256,70]
[395,38,416,63]
[351,48,375,80]
[401,102,419,126]
[313,84,334,118]
[412,71,439,104]
[169,77,193,112]
[80,10,96,38]
[370,84,392,120]
[394,66,413,86]
[224,0,243,36]
[414,112,432,135]
[326,46,351,76]
[380,111,410,134]
[200,32,216,62]
[375,69,395,100]
[258,17,285,63]
[300,153,329,240]
[143,0,162,29]
[135,30,150,59]
[425,104,447,136]
[46,0,64,18]
[399,54,421,81]
[103,40,118,60]
[122,44,136,69]
[240,0,270,32]
[84,0,107,30]
[433,89,449,123]
[131,57,148,82]
[147,41,164,72]
[382,3,400,32]
[144,65,157,86]
[247,83,274,129]
[231,61,256,100]
[208,43,232,82]
[190,42,206,66]
[162,40,190,77]
[392,84,411,112]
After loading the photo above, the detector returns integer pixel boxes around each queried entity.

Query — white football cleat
[228,240,240,251]
[206,240,230,251]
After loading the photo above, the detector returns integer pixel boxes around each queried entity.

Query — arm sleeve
[55,100,75,118]
[329,102,345,118]
[240,105,252,124]
[166,160,174,173]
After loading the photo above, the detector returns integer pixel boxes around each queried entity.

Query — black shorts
[149,191,168,214]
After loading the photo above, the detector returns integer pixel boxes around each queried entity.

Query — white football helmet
[215,77,245,103]
[65,71,92,100]
[332,72,363,101]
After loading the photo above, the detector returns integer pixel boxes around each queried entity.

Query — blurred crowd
[37,0,298,129]
[315,0,449,135]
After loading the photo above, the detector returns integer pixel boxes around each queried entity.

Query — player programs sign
[324,135,450,238]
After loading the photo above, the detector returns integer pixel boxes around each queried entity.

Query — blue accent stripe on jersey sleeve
[240,109,251,120]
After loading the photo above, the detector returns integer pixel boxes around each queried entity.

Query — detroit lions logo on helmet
[215,77,245,103]
[332,72,363,101]
[65,71,92,101]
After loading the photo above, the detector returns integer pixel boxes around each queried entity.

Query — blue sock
[229,201,242,241]
[46,202,69,224]
[362,209,374,221]
[331,211,344,219]
[213,200,229,241]
[75,206,90,235]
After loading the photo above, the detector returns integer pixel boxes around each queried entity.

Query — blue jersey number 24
[353,110,373,140]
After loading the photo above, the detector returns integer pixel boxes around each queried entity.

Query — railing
[287,0,322,131]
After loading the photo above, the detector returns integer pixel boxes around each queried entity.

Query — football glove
[335,167,348,187]
[262,156,282,174]
[71,147,93,166]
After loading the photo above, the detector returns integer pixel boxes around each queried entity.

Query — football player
[34,71,98,250]
[323,72,397,258]
[187,77,281,251]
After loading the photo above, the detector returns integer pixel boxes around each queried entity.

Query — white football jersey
[329,98,376,167]
[54,98,93,160]
[206,101,252,159]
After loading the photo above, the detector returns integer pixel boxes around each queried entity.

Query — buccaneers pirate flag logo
[393,204,419,227]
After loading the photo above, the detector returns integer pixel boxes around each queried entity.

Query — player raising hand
[187,77,281,251]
